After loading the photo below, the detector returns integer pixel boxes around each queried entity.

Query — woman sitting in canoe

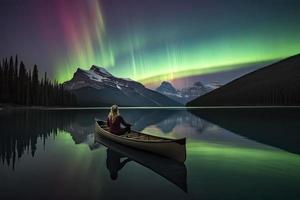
[107,105,131,135]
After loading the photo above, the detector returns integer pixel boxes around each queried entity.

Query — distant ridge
[187,54,300,106]
[63,65,180,107]
[155,81,216,104]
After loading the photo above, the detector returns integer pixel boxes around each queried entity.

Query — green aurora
[56,29,300,84]
[53,0,300,84]
[1,0,300,84]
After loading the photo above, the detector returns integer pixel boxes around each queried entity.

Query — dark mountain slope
[187,54,300,106]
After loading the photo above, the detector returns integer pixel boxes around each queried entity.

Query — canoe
[94,133,187,192]
[95,120,186,162]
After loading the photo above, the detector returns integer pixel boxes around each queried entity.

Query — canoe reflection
[106,149,131,180]
[95,133,187,192]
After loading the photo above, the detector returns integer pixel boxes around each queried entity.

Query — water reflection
[106,149,131,180]
[190,108,300,154]
[95,134,187,192]
[0,108,199,168]
[2,108,300,169]
[0,110,74,169]
[1,108,300,199]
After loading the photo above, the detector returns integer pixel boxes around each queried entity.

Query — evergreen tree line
[0,55,76,106]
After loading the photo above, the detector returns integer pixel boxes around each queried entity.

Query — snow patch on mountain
[90,65,112,76]
[83,69,107,83]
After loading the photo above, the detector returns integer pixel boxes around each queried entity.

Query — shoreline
[1,105,300,111]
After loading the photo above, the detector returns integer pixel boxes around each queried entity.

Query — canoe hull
[95,121,186,162]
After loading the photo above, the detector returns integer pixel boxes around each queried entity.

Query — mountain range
[187,54,300,106]
[156,81,220,104]
[63,65,180,106]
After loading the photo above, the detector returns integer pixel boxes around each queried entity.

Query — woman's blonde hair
[108,104,119,122]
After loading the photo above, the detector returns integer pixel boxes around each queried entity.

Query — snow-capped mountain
[156,81,178,94]
[155,81,221,105]
[63,65,180,106]
[205,81,222,90]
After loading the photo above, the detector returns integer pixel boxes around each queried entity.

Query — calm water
[1,108,300,200]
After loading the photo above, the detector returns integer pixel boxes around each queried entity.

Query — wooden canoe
[95,120,186,162]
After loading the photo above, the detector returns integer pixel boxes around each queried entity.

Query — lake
[1,108,300,200]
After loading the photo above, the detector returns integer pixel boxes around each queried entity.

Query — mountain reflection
[155,110,209,133]
[0,108,207,169]
[1,107,300,170]
[190,108,300,155]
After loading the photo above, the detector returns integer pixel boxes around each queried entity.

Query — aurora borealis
[1,0,300,86]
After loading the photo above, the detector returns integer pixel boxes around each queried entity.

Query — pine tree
[43,72,48,106]
[3,58,9,102]
[13,55,19,103]
[32,65,39,105]
[26,70,32,106]
[19,62,27,104]
[8,56,14,102]
[0,61,3,101]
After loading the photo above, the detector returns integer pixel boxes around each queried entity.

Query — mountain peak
[160,81,173,87]
[90,65,112,76]
[156,81,177,94]
[161,81,172,85]
[75,67,85,73]
[193,81,205,88]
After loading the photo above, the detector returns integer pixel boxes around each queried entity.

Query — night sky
[1,0,300,87]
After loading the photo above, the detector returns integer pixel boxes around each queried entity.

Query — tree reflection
[0,110,74,169]
[0,108,208,170]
